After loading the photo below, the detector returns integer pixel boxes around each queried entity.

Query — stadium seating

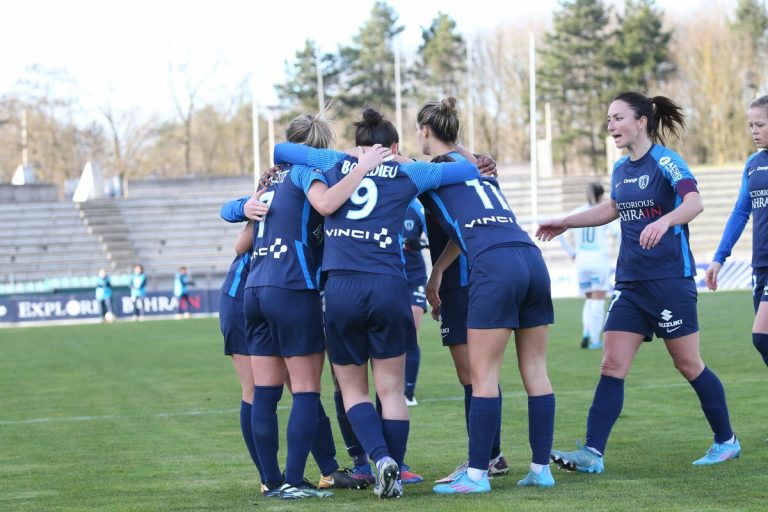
[0,168,751,294]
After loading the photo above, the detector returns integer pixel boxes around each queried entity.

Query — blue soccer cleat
[400,464,424,484]
[351,462,375,484]
[432,471,491,494]
[517,466,555,488]
[550,441,604,474]
[692,438,741,466]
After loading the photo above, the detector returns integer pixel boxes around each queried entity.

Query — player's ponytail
[613,91,685,146]
[354,108,399,147]
[587,182,604,206]
[418,97,460,144]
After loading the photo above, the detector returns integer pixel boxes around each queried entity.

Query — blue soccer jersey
[610,144,698,281]
[403,198,427,284]
[174,272,189,297]
[420,175,534,264]
[130,272,147,298]
[713,149,768,269]
[245,165,327,290]
[221,251,252,299]
[274,143,480,278]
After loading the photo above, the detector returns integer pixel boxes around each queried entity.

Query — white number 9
[346,177,378,220]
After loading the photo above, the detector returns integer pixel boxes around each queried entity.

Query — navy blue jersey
[273,143,480,278]
[420,174,534,265]
[610,144,697,281]
[246,165,326,290]
[221,251,252,299]
[713,149,768,268]
[322,155,478,277]
[403,198,427,284]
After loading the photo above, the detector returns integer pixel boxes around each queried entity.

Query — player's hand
[430,304,441,321]
[536,219,568,241]
[705,261,721,291]
[477,154,497,178]
[244,189,269,221]
[259,166,280,188]
[426,269,442,312]
[356,144,391,170]
[638,218,670,250]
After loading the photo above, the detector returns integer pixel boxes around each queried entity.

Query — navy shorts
[220,293,250,356]
[467,244,554,329]
[408,278,427,312]
[604,277,698,341]
[752,267,768,312]
[439,286,469,346]
[324,272,417,365]
[243,286,325,357]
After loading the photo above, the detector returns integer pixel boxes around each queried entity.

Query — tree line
[0,0,765,188]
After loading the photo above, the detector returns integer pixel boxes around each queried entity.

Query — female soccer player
[706,95,768,369]
[413,101,555,494]
[129,264,146,321]
[222,113,390,499]
[273,108,480,499]
[537,92,740,473]
[402,198,428,407]
[415,98,509,485]
[558,182,620,349]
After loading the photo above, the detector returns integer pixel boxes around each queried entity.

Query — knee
[599,355,630,378]
[672,356,704,381]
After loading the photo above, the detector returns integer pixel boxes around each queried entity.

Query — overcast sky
[0,0,734,120]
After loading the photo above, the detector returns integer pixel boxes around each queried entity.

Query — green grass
[0,291,764,511]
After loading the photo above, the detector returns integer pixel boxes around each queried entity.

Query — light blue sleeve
[273,143,346,171]
[220,195,250,222]
[290,165,328,194]
[713,164,753,264]
[402,161,479,193]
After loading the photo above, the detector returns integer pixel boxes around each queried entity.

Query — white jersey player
[559,182,619,349]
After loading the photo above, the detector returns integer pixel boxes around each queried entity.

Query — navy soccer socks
[528,394,555,465]
[239,401,264,483]
[251,385,283,486]
[585,375,624,454]
[346,402,390,463]
[752,333,768,366]
[689,367,734,443]
[284,392,320,486]
[468,396,500,471]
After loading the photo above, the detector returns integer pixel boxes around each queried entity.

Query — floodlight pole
[251,74,260,191]
[529,32,538,235]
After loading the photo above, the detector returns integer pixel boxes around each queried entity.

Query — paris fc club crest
[404,219,415,231]
[639,175,649,190]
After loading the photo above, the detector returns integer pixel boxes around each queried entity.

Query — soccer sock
[585,375,624,455]
[468,396,500,473]
[588,299,605,345]
[346,402,389,463]
[381,419,410,468]
[490,386,502,459]
[752,333,768,366]
[528,393,556,465]
[333,391,365,461]
[404,345,420,398]
[463,384,472,435]
[310,401,339,476]
[375,394,382,417]
[582,300,591,339]
[689,367,734,443]
[239,400,265,483]
[251,385,283,486]
[284,392,320,486]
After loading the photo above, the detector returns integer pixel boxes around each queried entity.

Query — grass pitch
[1,291,765,511]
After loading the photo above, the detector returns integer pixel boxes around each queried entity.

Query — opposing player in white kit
[559,182,619,350]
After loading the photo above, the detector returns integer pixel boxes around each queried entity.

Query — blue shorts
[438,286,468,346]
[408,279,427,312]
[467,244,554,329]
[324,272,417,365]
[604,278,698,341]
[243,286,325,357]
[220,293,250,356]
[752,267,768,312]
